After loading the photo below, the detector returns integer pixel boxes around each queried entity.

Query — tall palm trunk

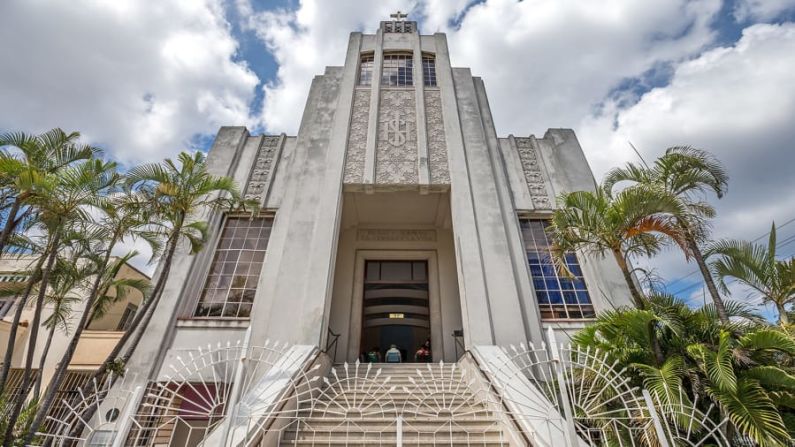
[685,232,730,324]
[88,229,177,386]
[0,196,22,259]
[31,324,55,400]
[25,233,119,442]
[611,249,665,366]
[2,231,60,446]
[612,249,646,309]
[64,230,180,442]
[0,256,45,393]
[119,232,179,364]
[776,302,790,325]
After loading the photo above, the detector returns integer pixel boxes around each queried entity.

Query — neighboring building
[0,255,148,429]
[80,16,636,446]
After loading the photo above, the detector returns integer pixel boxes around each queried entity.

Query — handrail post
[221,327,252,446]
[548,327,579,447]
[642,389,671,447]
[111,385,143,447]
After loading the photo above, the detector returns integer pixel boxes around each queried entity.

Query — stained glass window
[521,219,595,320]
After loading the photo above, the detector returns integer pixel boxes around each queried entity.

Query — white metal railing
[36,331,735,446]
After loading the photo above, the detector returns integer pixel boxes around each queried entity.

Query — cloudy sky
[1,0,794,315]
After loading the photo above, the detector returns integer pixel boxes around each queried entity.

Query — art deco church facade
[105,17,635,446]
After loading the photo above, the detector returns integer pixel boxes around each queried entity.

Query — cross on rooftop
[389,11,408,21]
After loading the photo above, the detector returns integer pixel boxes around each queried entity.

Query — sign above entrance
[357,229,437,242]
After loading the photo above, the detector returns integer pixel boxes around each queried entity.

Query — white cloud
[248,0,721,137]
[442,0,722,137]
[734,0,795,21]
[240,0,417,134]
[579,23,795,296]
[0,0,259,165]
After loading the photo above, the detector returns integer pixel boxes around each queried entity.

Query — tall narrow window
[381,53,413,86]
[358,54,374,86]
[194,216,272,318]
[422,55,437,87]
[521,219,595,320]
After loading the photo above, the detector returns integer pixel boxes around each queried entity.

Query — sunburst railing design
[123,339,299,447]
[649,388,731,446]
[481,329,732,447]
[36,371,135,447]
[36,331,733,447]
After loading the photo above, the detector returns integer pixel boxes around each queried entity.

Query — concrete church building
[90,15,636,447]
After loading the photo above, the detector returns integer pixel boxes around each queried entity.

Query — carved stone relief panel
[514,137,552,209]
[375,90,418,184]
[343,89,370,184]
[424,90,450,184]
[244,135,281,202]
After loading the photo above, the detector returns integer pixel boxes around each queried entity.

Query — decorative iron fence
[35,331,739,446]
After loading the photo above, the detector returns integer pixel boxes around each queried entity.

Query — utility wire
[668,217,795,295]
[669,229,795,296]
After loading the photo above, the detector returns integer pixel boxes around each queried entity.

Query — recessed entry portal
[360,260,430,362]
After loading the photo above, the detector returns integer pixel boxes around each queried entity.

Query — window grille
[41,371,92,435]
[194,216,272,319]
[521,219,595,320]
[3,369,40,408]
[422,55,437,87]
[358,53,374,86]
[381,53,413,87]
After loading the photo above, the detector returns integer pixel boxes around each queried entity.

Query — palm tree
[574,294,795,445]
[111,151,239,370]
[24,195,149,440]
[708,223,795,325]
[42,151,239,444]
[0,130,97,394]
[549,184,691,309]
[3,159,119,446]
[0,129,97,256]
[31,257,85,399]
[0,255,44,394]
[604,146,731,324]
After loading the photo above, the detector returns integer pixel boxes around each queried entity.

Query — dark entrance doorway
[360,260,430,362]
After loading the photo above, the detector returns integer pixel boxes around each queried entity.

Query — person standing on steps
[385,344,402,363]
[366,346,381,363]
[414,340,431,363]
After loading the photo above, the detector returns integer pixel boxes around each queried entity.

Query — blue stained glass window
[521,219,595,320]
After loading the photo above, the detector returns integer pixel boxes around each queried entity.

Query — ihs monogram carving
[385,110,407,146]
[424,90,450,184]
[344,89,370,183]
[376,90,417,184]
[244,135,280,202]
[514,137,552,209]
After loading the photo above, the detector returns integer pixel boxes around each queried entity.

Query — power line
[669,222,795,296]
[665,216,795,291]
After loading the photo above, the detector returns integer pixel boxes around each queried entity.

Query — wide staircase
[279,363,511,446]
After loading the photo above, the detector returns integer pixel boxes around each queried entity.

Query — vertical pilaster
[363,28,383,189]
[434,33,495,346]
[414,32,430,190]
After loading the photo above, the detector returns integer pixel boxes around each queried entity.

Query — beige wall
[0,256,150,390]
